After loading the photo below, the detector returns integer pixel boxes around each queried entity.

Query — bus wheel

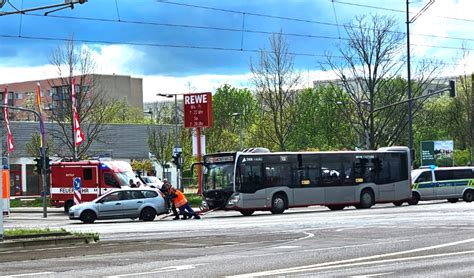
[447,198,458,203]
[240,210,255,216]
[393,201,403,206]
[64,200,74,214]
[80,210,96,224]
[359,189,374,209]
[408,192,420,205]
[327,205,345,211]
[463,190,474,202]
[271,194,287,214]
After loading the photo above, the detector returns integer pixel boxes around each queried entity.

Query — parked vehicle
[139,176,163,188]
[50,160,140,212]
[409,166,474,205]
[69,188,167,223]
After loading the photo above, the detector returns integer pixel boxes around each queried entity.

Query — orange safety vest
[172,189,188,208]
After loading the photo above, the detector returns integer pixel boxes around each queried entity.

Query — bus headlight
[227,194,240,206]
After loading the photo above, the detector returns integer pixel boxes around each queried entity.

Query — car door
[434,170,455,198]
[97,191,123,218]
[414,170,434,200]
[121,190,144,218]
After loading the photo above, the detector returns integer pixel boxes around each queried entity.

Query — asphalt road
[1,201,474,277]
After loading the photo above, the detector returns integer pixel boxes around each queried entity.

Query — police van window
[450,169,474,180]
[434,170,453,181]
[83,168,93,180]
[104,172,120,188]
[416,171,432,183]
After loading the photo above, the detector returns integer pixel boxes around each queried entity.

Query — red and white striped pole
[73,177,82,205]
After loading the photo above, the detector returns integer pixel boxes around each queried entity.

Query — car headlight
[227,194,240,206]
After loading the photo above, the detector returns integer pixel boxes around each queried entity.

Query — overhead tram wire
[0,33,339,59]
[22,12,474,48]
[332,0,474,23]
[156,0,474,43]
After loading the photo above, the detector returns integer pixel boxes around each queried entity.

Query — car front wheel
[80,210,97,224]
[141,207,157,221]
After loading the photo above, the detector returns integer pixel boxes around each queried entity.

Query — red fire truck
[50,160,138,212]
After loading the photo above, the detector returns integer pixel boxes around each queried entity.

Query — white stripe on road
[106,264,207,277]
[350,272,395,278]
[228,237,474,277]
[0,272,55,277]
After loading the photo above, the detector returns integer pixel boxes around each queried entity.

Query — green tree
[206,84,257,153]
[25,132,55,158]
[289,86,354,151]
[108,100,148,124]
[131,159,154,175]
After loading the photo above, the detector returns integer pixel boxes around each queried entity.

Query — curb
[0,235,98,250]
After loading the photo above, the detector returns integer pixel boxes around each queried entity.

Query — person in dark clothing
[160,182,180,220]
[129,179,137,188]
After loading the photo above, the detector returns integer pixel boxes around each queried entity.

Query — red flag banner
[71,79,84,146]
[3,87,14,152]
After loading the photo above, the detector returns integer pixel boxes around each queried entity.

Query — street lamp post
[232,112,243,150]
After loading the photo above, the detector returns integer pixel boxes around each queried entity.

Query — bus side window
[240,163,262,193]
[354,158,375,183]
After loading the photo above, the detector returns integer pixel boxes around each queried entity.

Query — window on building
[15,93,22,100]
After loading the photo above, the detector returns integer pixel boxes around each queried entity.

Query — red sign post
[183,92,212,195]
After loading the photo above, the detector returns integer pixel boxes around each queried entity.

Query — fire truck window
[83,169,93,180]
[104,173,120,188]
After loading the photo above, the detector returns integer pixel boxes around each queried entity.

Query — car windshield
[143,176,160,183]
[203,163,234,191]
[116,171,139,187]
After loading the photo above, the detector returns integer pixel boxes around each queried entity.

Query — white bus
[199,146,412,215]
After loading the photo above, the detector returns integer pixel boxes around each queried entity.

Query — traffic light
[34,157,43,175]
[449,80,456,97]
[44,156,51,174]
[173,152,181,169]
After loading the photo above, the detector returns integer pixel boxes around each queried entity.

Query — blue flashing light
[429,165,436,170]
[100,163,110,170]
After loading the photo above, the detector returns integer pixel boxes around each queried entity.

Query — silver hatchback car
[69,188,167,223]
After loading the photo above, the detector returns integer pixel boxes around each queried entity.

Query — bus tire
[80,210,96,224]
[271,194,287,214]
[447,198,458,203]
[393,201,404,206]
[240,210,255,216]
[141,207,157,221]
[327,205,345,211]
[64,200,74,214]
[359,189,374,209]
[408,192,420,205]
[463,190,474,203]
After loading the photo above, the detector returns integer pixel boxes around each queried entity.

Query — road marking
[228,237,474,277]
[272,245,300,249]
[350,272,394,278]
[0,272,55,277]
[106,264,207,277]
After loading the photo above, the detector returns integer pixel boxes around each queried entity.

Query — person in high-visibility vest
[164,182,200,220]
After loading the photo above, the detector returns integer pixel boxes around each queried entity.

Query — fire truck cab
[50,160,137,212]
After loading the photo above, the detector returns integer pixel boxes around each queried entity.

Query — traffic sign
[184,92,213,128]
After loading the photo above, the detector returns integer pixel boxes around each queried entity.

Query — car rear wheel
[80,210,96,224]
[141,207,157,221]
[393,201,404,206]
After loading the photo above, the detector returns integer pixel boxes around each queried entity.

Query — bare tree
[48,39,117,160]
[324,14,439,149]
[250,32,301,151]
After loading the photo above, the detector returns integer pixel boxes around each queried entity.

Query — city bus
[199,146,411,215]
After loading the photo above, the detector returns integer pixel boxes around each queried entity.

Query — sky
[1,0,474,102]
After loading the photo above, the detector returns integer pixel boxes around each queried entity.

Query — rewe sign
[184,92,213,128]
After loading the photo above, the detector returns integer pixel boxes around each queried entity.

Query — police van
[409,166,474,205]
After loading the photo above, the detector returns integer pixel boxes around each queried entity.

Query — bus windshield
[203,163,234,191]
